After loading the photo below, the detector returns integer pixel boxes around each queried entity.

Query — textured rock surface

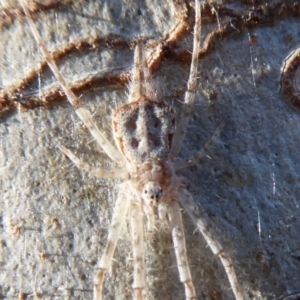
[1,1,300,299]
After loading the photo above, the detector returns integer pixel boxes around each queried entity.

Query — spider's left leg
[178,188,243,300]
[20,0,123,164]
[174,121,225,170]
[129,201,145,300]
[58,145,127,179]
[170,0,201,158]
[168,200,196,300]
[94,183,131,300]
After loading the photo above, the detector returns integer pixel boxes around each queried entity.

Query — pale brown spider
[20,0,243,299]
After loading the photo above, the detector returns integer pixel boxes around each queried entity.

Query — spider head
[142,182,163,205]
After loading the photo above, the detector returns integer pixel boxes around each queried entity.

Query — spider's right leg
[94,183,131,300]
[178,187,243,300]
[170,0,201,158]
[174,122,225,170]
[59,145,127,179]
[168,200,196,300]
[129,201,145,300]
[20,0,123,165]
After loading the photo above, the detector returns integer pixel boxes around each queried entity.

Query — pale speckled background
[1,1,300,299]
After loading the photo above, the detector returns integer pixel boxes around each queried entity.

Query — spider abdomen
[113,96,175,163]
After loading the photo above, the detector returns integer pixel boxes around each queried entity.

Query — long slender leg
[169,200,196,300]
[94,184,131,300]
[174,121,225,170]
[129,202,145,300]
[178,188,243,300]
[140,45,157,102]
[129,44,157,103]
[170,0,201,158]
[58,145,128,179]
[19,0,123,164]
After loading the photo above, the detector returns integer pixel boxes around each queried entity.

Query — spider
[20,0,243,299]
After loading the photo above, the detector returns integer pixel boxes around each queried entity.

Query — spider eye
[142,182,163,202]
[156,188,163,198]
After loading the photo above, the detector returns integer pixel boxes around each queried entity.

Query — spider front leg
[178,188,243,300]
[129,200,146,300]
[169,200,196,300]
[94,183,130,300]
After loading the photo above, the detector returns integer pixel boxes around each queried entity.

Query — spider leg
[169,200,196,300]
[174,121,225,170]
[129,43,157,103]
[129,201,145,300]
[170,0,201,158]
[58,145,127,179]
[178,187,243,300]
[20,0,124,165]
[94,183,131,300]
